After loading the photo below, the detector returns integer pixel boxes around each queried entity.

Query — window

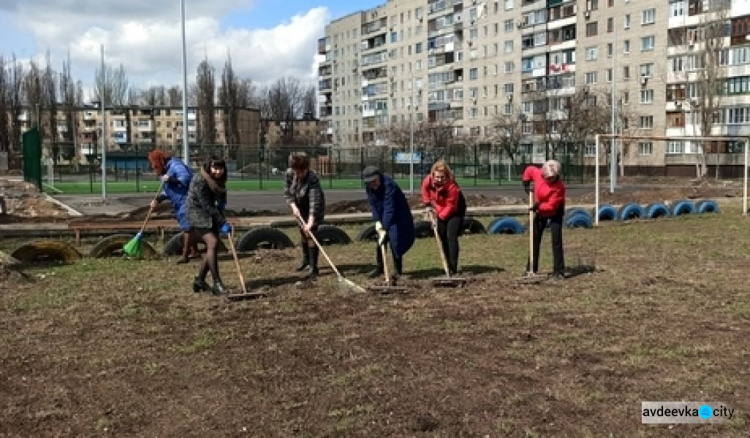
[469,68,478,80]
[640,63,655,77]
[504,83,514,93]
[623,66,630,80]
[607,17,614,33]
[670,2,684,17]
[585,72,598,84]
[726,107,750,124]
[639,115,654,129]
[504,19,514,32]
[639,142,653,155]
[606,68,613,82]
[641,36,655,51]
[642,8,656,25]
[623,40,631,53]
[585,143,597,156]
[415,43,422,53]
[505,40,514,53]
[586,22,598,37]
[667,141,684,154]
[585,46,598,61]
[621,91,629,104]
[640,89,654,103]
[505,0,513,11]
[624,14,631,29]
[504,61,515,73]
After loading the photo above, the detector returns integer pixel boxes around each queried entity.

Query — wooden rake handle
[528,190,535,276]
[429,212,452,277]
[295,215,344,278]
[226,228,248,294]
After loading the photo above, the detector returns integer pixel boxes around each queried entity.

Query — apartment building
[14,105,261,164]
[318,0,750,174]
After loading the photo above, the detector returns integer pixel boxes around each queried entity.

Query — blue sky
[0,0,384,97]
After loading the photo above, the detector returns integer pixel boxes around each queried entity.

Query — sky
[0,0,383,98]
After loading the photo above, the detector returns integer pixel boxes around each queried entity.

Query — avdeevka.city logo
[641,401,734,424]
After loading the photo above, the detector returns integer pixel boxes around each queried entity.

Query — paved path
[52,184,651,217]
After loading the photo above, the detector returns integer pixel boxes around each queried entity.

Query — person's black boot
[392,255,403,279]
[305,246,319,280]
[295,242,309,272]
[368,245,384,278]
[192,276,210,293]
[211,281,228,295]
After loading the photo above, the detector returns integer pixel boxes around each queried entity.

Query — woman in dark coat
[186,157,231,295]
[363,165,416,278]
[284,153,325,279]
[147,149,199,264]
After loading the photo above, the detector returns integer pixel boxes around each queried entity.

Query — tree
[94,63,129,106]
[59,53,78,161]
[194,59,216,145]
[7,55,24,152]
[23,60,42,129]
[218,54,240,145]
[302,84,317,117]
[0,56,10,153]
[167,86,182,106]
[489,109,526,166]
[41,52,58,150]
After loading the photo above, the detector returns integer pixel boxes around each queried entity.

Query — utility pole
[609,26,617,193]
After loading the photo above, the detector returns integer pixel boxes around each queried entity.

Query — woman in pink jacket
[522,160,566,279]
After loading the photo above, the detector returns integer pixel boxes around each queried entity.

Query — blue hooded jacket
[159,157,193,230]
[365,173,415,257]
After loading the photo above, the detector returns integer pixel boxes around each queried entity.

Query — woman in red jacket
[421,160,466,275]
[522,159,566,279]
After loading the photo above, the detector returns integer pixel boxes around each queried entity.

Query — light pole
[409,75,415,194]
[180,0,190,164]
[609,25,617,193]
[100,44,107,200]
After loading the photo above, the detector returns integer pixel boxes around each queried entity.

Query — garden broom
[123,181,164,258]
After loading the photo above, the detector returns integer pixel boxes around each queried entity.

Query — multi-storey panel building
[319,0,750,174]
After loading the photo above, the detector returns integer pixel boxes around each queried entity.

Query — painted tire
[671,200,697,216]
[565,212,593,229]
[235,227,294,251]
[645,202,671,219]
[11,240,82,264]
[487,216,525,235]
[462,217,487,235]
[565,207,591,222]
[356,224,378,242]
[413,220,434,239]
[313,225,352,245]
[696,200,720,214]
[597,204,618,221]
[163,232,226,255]
[618,203,646,221]
[89,233,159,259]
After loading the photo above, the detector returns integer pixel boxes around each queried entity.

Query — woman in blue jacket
[363,166,416,278]
[148,149,199,264]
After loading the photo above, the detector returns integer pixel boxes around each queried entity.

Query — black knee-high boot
[296,241,309,271]
[368,244,384,278]
[305,245,319,279]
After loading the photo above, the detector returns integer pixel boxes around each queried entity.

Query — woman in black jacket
[186,157,231,295]
[284,153,325,279]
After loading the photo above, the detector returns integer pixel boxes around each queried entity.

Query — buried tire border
[11,240,83,265]
[89,234,159,259]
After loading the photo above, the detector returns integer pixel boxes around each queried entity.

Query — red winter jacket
[421,175,466,221]
[522,165,566,218]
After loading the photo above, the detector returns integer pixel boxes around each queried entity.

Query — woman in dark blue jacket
[363,166,416,278]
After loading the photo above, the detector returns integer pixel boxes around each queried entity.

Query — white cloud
[0,0,329,97]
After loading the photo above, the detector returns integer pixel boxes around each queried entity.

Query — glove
[523,181,532,195]
[423,205,435,222]
[529,202,540,213]
[375,221,387,245]
[220,223,232,235]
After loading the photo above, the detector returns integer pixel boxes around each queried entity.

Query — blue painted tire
[565,207,590,222]
[488,216,525,235]
[645,202,671,219]
[696,200,720,214]
[565,212,593,229]
[671,199,697,216]
[597,204,618,221]
[618,203,646,221]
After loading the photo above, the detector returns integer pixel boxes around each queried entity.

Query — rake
[367,241,408,294]
[295,215,366,294]
[428,212,467,288]
[226,227,266,301]
[518,190,545,284]
[122,181,164,258]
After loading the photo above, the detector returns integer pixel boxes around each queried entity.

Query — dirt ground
[1,209,748,436]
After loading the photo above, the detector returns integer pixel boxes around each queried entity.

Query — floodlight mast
[594,134,750,225]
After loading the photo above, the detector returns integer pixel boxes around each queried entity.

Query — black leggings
[526,212,565,274]
[437,215,463,274]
